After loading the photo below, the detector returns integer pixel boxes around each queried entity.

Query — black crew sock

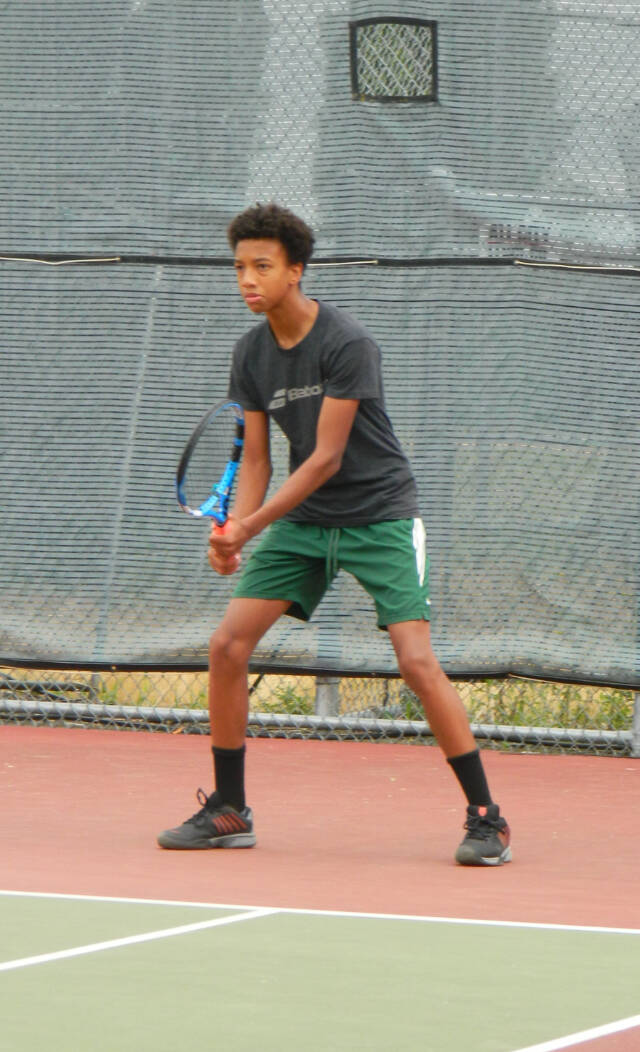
[212,745,246,811]
[447,748,493,807]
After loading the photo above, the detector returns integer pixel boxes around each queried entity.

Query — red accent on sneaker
[212,812,246,834]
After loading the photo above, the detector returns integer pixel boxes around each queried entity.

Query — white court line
[0,906,278,973]
[512,1013,640,1052]
[1,889,639,937]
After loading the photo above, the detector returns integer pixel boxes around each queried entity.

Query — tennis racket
[176,400,245,526]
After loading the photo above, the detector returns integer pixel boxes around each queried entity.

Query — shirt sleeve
[323,337,383,400]
[227,341,263,411]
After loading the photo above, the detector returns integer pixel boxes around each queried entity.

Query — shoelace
[186,787,215,826]
[464,812,502,840]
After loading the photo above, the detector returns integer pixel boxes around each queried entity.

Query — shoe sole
[157,832,256,850]
[455,845,512,866]
[208,832,256,849]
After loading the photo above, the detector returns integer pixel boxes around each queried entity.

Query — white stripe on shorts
[412,517,427,586]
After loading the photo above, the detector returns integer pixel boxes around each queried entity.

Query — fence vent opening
[350,18,438,103]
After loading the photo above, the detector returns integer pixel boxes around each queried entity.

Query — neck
[267,291,319,350]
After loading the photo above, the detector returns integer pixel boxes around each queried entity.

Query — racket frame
[175,400,245,524]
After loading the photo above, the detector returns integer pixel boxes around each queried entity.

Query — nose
[240,268,257,289]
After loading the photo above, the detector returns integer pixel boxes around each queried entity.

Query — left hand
[209,548,241,575]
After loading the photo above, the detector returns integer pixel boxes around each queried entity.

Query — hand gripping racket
[176,401,245,547]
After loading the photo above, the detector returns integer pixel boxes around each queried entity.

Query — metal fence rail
[2,667,638,757]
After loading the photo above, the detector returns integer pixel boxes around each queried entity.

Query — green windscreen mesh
[2,0,639,687]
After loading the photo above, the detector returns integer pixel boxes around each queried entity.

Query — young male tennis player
[158,203,512,866]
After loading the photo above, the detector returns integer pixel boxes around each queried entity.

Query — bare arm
[230,410,272,518]
[210,396,359,558]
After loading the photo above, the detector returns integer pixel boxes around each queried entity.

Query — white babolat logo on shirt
[268,389,286,410]
[268,384,322,410]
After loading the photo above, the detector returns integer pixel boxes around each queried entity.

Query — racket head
[176,400,245,524]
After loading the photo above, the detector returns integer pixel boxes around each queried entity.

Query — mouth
[243,294,263,306]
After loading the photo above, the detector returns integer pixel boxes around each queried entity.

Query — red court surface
[3,724,639,933]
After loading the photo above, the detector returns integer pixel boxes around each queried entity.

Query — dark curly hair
[227,202,315,268]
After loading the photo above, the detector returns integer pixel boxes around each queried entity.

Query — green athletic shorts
[232,518,430,628]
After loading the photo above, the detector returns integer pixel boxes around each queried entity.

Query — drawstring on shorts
[325,527,341,587]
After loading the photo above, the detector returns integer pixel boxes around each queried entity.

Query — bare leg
[208,597,291,748]
[156,597,290,849]
[387,620,476,758]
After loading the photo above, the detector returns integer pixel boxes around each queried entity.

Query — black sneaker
[157,789,256,850]
[455,804,512,866]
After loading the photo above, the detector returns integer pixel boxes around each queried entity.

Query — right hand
[208,521,242,576]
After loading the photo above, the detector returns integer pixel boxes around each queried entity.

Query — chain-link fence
[2,666,637,757]
[3,1,640,759]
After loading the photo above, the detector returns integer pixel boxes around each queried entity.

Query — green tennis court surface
[1,892,638,1052]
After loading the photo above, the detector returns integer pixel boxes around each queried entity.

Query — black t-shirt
[228,300,419,525]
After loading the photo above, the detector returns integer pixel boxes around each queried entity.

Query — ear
[289,261,304,286]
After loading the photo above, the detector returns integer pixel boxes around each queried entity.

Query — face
[233,239,303,314]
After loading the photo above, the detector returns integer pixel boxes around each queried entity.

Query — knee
[396,646,441,688]
[209,625,251,669]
